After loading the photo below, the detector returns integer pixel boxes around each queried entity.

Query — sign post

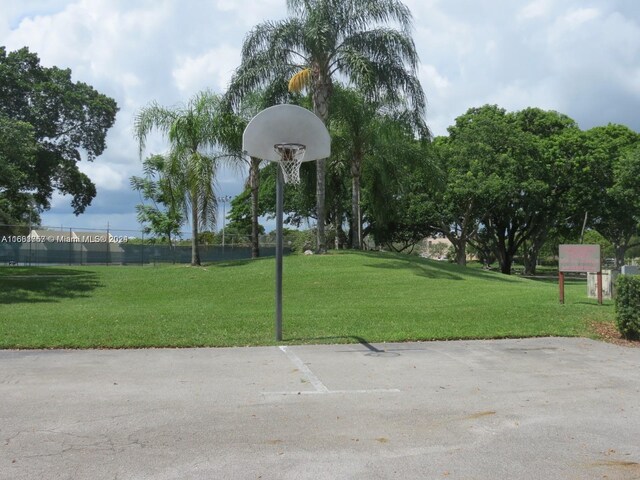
[558,244,602,305]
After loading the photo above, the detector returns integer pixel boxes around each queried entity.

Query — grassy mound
[0,251,613,348]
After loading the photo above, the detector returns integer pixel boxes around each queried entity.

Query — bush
[615,275,640,340]
[287,229,316,253]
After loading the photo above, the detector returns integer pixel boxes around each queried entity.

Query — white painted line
[279,346,329,393]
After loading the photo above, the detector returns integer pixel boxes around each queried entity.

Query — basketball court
[2,337,639,479]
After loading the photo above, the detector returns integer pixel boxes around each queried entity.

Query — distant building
[18,228,124,264]
[419,236,477,262]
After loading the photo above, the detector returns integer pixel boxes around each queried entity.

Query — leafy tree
[513,108,580,274]
[244,161,318,228]
[0,116,38,224]
[438,105,585,274]
[130,154,184,247]
[134,91,241,266]
[330,85,428,249]
[445,105,548,274]
[0,47,118,223]
[227,0,426,252]
[417,136,480,266]
[588,129,640,266]
[582,229,615,261]
[225,189,267,238]
[362,121,430,251]
[228,87,302,258]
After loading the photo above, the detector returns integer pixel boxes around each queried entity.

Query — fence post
[69,227,73,266]
[106,223,111,266]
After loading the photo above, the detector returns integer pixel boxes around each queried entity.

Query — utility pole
[217,195,232,250]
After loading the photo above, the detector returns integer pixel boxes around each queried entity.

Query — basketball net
[274,143,306,185]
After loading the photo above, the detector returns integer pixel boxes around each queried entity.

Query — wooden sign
[558,244,602,305]
[559,244,601,273]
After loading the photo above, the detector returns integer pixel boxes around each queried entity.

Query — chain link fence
[0,224,302,266]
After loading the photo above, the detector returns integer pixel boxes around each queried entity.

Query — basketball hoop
[274,143,306,184]
[242,104,330,341]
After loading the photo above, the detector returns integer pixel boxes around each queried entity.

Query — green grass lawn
[0,251,614,348]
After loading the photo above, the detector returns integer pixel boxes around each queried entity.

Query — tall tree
[230,86,299,258]
[417,136,480,266]
[0,116,38,225]
[129,154,184,247]
[513,108,580,274]
[134,91,240,266]
[585,125,640,266]
[445,105,546,274]
[0,47,117,223]
[227,0,426,252]
[330,85,428,249]
[361,115,429,250]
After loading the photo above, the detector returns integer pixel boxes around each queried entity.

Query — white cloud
[562,7,601,27]
[2,0,639,231]
[420,64,450,92]
[77,163,126,192]
[172,45,241,94]
[214,0,287,26]
[518,0,552,21]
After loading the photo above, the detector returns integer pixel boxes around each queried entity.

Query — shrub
[614,275,640,340]
[288,229,316,253]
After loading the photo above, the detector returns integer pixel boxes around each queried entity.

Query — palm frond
[288,68,312,93]
[345,0,413,35]
[337,28,419,72]
[133,102,177,157]
[334,47,425,119]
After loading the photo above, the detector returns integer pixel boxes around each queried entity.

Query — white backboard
[243,104,331,162]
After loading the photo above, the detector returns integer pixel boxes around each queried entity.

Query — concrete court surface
[1,337,639,480]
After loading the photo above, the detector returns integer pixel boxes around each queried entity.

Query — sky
[2,0,639,235]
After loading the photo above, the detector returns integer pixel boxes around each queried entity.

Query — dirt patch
[465,411,496,420]
[590,322,640,348]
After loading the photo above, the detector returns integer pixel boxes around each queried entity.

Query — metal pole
[275,166,284,341]
[580,212,588,244]
[217,195,232,257]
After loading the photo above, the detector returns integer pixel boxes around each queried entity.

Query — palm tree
[130,153,184,249]
[134,91,238,266]
[227,0,426,252]
[330,85,428,248]
[234,87,297,258]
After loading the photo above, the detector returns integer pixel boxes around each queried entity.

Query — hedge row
[615,274,640,340]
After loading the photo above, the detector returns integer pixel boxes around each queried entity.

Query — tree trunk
[523,250,537,276]
[316,157,327,253]
[497,250,512,274]
[334,204,347,250]
[312,64,331,253]
[443,231,467,266]
[250,157,260,258]
[495,235,511,274]
[351,156,362,249]
[520,223,550,275]
[455,238,466,266]
[191,200,200,266]
[615,243,626,269]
